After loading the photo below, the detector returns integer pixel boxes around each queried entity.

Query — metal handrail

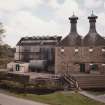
[63,73,80,90]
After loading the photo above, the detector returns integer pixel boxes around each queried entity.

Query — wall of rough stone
[55,46,105,74]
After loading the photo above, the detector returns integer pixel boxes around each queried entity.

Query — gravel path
[79,91,105,103]
[0,92,48,105]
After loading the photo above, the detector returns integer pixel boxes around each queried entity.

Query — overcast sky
[1,0,105,47]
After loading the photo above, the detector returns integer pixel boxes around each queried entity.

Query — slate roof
[60,14,82,46]
[60,33,81,46]
[83,12,105,46]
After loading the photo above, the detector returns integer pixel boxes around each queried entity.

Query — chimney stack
[69,13,78,34]
[88,11,98,33]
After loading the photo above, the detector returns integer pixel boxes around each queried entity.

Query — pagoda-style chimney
[83,11,105,46]
[88,11,98,33]
[60,13,81,46]
[69,13,78,34]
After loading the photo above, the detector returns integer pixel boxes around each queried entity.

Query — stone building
[14,12,105,75]
[55,12,105,74]
[12,13,105,89]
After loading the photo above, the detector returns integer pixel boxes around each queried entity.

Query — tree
[0,22,5,44]
[0,44,15,58]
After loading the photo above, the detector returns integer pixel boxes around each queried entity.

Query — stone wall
[55,46,105,74]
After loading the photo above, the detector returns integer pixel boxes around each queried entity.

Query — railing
[63,73,80,90]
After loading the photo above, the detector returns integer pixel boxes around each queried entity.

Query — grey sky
[0,0,105,47]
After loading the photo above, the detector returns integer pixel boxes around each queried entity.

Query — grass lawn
[10,91,105,105]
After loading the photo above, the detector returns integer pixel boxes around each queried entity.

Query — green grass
[11,91,105,105]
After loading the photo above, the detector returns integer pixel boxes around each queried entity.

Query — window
[89,64,98,71]
[102,64,105,66]
[89,63,93,66]
[60,47,64,54]
[89,48,93,52]
[102,48,105,52]
[75,48,79,53]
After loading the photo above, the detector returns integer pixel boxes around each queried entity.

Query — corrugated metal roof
[17,36,62,46]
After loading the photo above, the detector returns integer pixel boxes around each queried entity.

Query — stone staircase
[72,74,105,89]
[62,74,80,90]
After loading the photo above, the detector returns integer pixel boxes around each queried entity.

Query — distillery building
[55,12,105,75]
[14,36,61,73]
[14,12,105,75]
[11,12,105,89]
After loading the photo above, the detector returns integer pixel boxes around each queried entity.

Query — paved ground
[0,93,48,105]
[97,95,105,103]
[79,91,105,104]
[8,72,60,79]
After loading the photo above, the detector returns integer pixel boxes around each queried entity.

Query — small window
[75,48,79,53]
[89,64,98,71]
[102,48,105,52]
[60,47,64,53]
[102,64,105,66]
[89,63,93,66]
[89,48,93,52]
